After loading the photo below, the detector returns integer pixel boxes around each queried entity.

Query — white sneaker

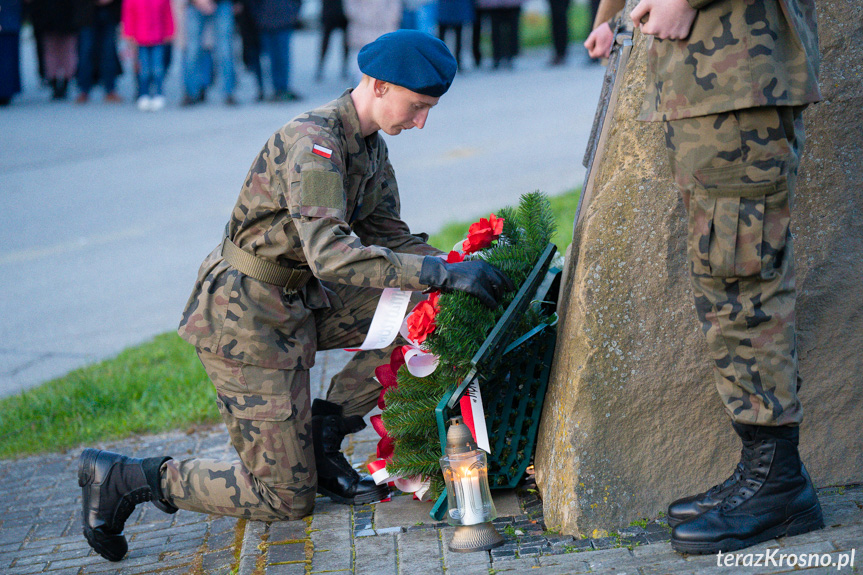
[150,95,165,112]
[136,96,152,112]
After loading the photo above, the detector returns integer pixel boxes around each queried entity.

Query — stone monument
[535,0,863,534]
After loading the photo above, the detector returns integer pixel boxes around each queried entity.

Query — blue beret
[358,30,458,98]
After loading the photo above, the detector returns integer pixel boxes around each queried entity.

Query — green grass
[0,188,580,459]
[521,4,592,49]
[0,333,218,459]
[428,187,579,253]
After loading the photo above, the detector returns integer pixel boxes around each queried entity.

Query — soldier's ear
[373,79,389,98]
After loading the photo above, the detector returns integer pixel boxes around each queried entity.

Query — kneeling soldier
[78,30,514,562]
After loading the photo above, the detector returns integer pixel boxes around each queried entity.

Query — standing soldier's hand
[420,258,515,308]
[630,0,697,40]
[585,22,615,59]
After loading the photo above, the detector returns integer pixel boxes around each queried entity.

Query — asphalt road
[0,26,604,397]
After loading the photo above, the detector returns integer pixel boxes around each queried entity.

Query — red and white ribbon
[367,459,432,501]
[459,380,490,453]
[368,459,392,485]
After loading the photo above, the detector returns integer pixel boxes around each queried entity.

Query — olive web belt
[221,235,313,290]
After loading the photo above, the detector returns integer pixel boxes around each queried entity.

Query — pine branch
[380,192,556,493]
[389,447,443,478]
[428,474,446,502]
[382,396,439,439]
[519,190,556,254]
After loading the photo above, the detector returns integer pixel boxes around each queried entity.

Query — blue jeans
[402,2,438,35]
[260,28,292,93]
[76,8,120,94]
[138,44,167,97]
[183,0,235,98]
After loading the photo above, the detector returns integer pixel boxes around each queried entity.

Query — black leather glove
[420,257,515,308]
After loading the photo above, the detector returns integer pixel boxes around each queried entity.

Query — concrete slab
[375,494,438,529]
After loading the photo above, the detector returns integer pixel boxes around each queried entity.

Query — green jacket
[639,0,821,121]
[178,91,440,369]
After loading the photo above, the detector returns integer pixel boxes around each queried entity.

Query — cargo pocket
[216,391,312,485]
[689,164,789,279]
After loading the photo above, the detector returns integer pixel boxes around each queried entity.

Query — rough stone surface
[535,0,863,535]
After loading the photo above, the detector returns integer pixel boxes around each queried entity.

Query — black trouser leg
[549,0,570,60]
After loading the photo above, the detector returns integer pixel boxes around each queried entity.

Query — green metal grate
[431,244,560,521]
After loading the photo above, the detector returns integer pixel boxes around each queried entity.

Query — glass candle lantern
[439,417,504,552]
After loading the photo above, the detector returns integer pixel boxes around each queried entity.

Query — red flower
[462,214,504,254]
[376,366,396,409]
[371,414,395,460]
[446,251,464,263]
[390,346,406,373]
[407,292,440,344]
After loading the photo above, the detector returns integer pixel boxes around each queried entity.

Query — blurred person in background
[476,0,523,69]
[236,0,264,100]
[315,0,349,81]
[401,0,436,36]
[29,0,87,99]
[182,0,236,105]
[249,0,301,102]
[344,0,400,80]
[123,0,175,111]
[546,0,569,65]
[0,0,22,106]
[471,1,490,69]
[437,0,472,70]
[75,0,123,103]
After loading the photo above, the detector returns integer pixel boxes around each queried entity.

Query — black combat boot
[312,399,390,505]
[667,460,747,527]
[78,449,178,562]
[671,423,823,554]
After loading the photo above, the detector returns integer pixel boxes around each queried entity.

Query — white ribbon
[368,460,432,501]
[398,316,440,377]
[357,288,413,351]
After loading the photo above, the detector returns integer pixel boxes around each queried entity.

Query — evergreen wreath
[377,191,556,500]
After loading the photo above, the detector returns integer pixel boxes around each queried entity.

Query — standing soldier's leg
[311,284,425,503]
[663,106,822,553]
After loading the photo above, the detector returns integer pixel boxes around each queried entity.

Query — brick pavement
[1,350,861,574]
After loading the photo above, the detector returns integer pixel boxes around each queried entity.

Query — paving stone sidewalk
[1,350,861,574]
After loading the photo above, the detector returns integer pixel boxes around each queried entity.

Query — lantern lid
[445,417,477,455]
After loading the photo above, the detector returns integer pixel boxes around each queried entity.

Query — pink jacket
[122,0,175,47]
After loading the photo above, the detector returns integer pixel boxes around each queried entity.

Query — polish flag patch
[312,144,333,159]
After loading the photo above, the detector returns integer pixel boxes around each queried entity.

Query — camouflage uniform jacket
[178,90,442,370]
[639,0,821,121]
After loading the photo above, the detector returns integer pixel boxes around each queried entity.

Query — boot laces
[706,461,746,497]
[720,443,769,511]
[112,487,152,532]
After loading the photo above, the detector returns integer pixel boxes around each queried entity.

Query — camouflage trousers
[664,105,806,427]
[162,283,423,520]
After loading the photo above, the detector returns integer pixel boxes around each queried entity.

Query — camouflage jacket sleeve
[639,0,821,121]
[685,0,716,9]
[351,156,445,259]
[285,135,431,291]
